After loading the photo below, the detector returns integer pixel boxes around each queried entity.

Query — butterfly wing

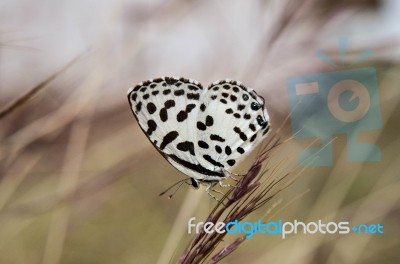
[127,77,224,180]
[195,80,270,177]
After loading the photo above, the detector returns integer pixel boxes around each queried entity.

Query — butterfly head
[242,89,270,131]
[190,178,200,189]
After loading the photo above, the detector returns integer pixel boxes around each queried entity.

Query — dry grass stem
[0,53,84,120]
[178,134,293,264]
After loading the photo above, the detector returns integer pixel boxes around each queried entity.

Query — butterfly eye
[257,115,266,127]
[242,94,249,101]
[251,102,261,111]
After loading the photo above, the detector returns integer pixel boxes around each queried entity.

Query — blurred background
[1,0,400,263]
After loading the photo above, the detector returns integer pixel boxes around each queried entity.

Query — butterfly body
[128,77,270,190]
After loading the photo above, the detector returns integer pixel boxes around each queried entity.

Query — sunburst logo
[287,37,382,166]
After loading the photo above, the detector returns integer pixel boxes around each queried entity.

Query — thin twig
[0,53,84,120]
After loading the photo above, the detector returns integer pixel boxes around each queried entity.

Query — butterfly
[127,77,270,198]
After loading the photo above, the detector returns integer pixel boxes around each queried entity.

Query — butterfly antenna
[159,179,189,198]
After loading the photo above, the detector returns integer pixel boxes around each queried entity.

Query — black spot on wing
[160,131,179,150]
[197,122,206,131]
[200,104,206,112]
[147,102,157,114]
[198,115,214,130]
[165,100,175,109]
[152,91,159,96]
[203,155,224,167]
[225,146,232,155]
[177,141,195,156]
[136,101,142,112]
[226,108,233,114]
[262,125,270,135]
[158,100,176,122]
[220,99,227,104]
[233,113,241,119]
[188,84,200,91]
[174,89,185,96]
[244,114,251,120]
[249,123,256,132]
[230,95,237,102]
[187,93,200,100]
[186,104,196,112]
[165,77,178,85]
[233,127,247,141]
[205,115,214,126]
[237,104,246,111]
[168,154,223,177]
[227,159,236,166]
[160,108,168,122]
[177,104,196,122]
[146,120,157,135]
[210,134,225,142]
[237,147,245,154]
[163,89,171,95]
[215,145,222,153]
[250,133,257,142]
[177,111,187,122]
[131,93,137,101]
[198,141,209,149]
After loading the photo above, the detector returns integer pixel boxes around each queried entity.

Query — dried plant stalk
[0,53,83,120]
[178,134,290,264]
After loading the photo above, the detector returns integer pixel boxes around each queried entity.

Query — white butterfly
[127,77,270,197]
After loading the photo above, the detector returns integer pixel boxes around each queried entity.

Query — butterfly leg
[205,184,219,201]
[218,180,238,189]
[210,186,225,196]
[205,182,225,202]
[229,176,239,182]
[222,168,246,180]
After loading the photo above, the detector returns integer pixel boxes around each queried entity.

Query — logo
[188,217,384,239]
[287,37,382,166]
